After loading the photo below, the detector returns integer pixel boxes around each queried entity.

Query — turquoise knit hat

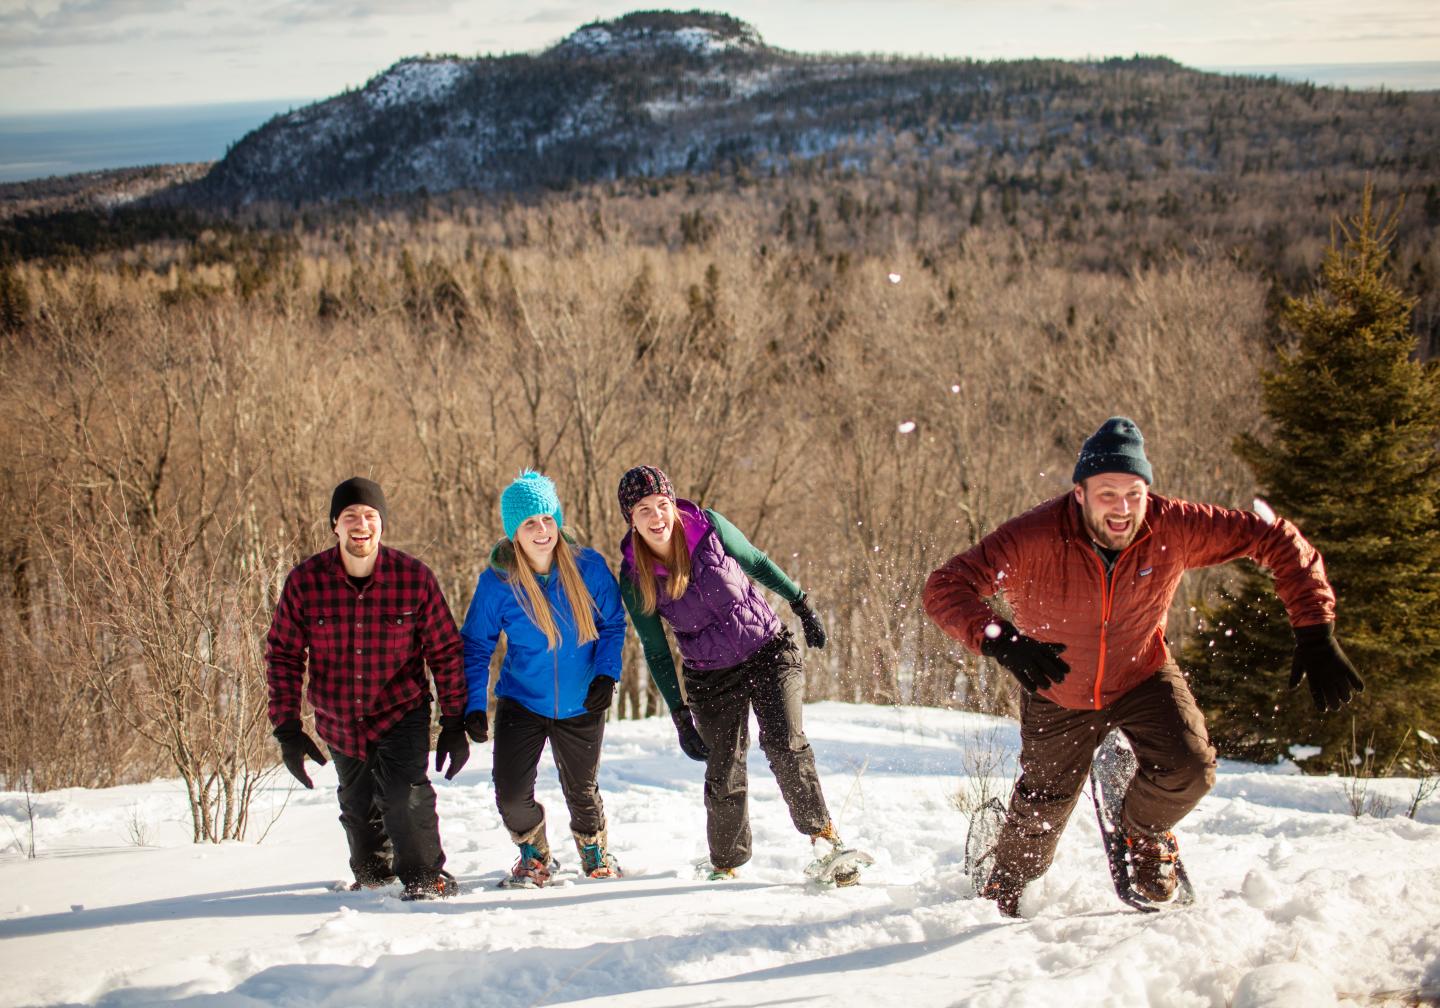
[500,470,564,540]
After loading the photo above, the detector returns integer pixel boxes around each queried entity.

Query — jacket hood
[619,499,708,576]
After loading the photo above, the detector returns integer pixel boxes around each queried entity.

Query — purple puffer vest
[621,500,781,671]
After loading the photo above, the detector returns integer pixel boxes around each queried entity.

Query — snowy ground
[2,703,1437,1008]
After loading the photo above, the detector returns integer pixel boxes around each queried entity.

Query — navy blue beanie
[1072,417,1153,485]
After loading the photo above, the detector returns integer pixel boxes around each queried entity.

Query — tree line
[0,171,1433,839]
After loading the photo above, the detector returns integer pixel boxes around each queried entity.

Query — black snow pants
[491,697,608,845]
[331,703,447,888]
[683,629,831,870]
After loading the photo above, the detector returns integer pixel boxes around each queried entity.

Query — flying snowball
[1252,498,1276,525]
[887,273,902,284]
[897,420,916,433]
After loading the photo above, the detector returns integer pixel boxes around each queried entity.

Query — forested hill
[188,9,1440,206]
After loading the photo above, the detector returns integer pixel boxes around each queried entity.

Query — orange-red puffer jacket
[923,491,1336,710]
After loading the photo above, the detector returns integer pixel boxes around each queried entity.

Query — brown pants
[991,662,1217,888]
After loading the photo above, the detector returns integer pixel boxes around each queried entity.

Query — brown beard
[344,536,377,558]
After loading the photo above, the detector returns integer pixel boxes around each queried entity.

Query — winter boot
[349,856,397,891]
[1125,829,1180,902]
[400,869,458,901]
[707,866,738,881]
[502,819,556,889]
[574,827,622,879]
[980,869,1023,918]
[810,821,861,887]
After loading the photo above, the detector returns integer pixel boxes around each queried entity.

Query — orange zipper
[1083,549,1113,709]
[1082,527,1151,709]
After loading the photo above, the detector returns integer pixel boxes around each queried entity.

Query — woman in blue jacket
[461,471,627,888]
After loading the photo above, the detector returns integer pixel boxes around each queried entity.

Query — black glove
[1290,623,1364,712]
[273,719,327,789]
[980,621,1070,693]
[434,714,470,780]
[584,676,617,713]
[791,593,827,649]
[464,710,489,744]
[671,706,709,762]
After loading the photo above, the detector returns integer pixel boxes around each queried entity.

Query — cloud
[0,53,49,69]
[259,0,457,26]
[520,6,592,24]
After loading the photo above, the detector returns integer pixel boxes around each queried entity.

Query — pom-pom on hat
[617,465,674,523]
[1072,417,1153,485]
[501,470,564,540]
[330,477,388,528]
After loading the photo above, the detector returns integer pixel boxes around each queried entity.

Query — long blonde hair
[631,525,692,615]
[504,535,599,649]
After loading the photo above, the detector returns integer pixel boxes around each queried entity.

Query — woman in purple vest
[617,465,863,884]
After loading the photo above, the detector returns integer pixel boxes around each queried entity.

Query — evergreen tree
[1188,185,1440,770]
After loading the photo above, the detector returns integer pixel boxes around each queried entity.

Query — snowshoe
[1090,728,1196,912]
[693,859,737,881]
[805,824,874,887]
[498,843,559,890]
[963,796,1007,887]
[399,870,459,901]
[575,829,623,880]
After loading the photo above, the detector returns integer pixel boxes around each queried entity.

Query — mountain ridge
[188,10,1206,205]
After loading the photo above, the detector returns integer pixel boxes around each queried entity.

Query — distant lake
[0,99,314,185]
[1200,60,1440,91]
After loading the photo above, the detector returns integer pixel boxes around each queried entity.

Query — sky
[2,0,1439,114]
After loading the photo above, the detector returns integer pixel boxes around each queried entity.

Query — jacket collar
[324,543,389,582]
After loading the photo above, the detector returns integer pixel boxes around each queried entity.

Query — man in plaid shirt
[266,477,471,900]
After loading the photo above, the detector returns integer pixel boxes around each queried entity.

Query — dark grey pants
[684,630,830,870]
[991,661,1217,888]
[491,697,607,841]
[331,704,446,888]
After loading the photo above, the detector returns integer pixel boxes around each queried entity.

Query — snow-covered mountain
[3,703,1438,1007]
[196,11,853,202]
[192,10,1177,205]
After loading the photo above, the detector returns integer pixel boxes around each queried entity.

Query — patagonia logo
[1138,567,1153,577]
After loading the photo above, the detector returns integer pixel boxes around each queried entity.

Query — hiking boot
[574,828,622,879]
[349,856,396,891]
[980,871,1023,918]
[707,866,737,881]
[1126,830,1180,902]
[810,821,861,887]
[400,869,458,901]
[503,842,555,888]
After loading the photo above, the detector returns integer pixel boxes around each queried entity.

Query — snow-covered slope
[3,703,1437,1007]
[191,11,966,204]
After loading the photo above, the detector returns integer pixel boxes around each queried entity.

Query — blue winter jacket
[461,538,626,720]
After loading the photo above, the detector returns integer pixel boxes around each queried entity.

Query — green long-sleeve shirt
[621,508,802,711]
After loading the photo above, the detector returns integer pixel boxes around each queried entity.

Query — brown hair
[504,535,599,649]
[630,525,692,615]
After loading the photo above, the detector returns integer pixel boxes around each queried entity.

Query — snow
[2,703,1438,1007]
[563,24,762,58]
[364,59,468,110]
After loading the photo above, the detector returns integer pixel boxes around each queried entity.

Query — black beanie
[1072,417,1153,485]
[330,477,388,527]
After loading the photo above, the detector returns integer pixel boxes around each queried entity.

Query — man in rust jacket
[266,477,470,900]
[923,418,1362,916]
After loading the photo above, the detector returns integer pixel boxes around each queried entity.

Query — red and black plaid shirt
[265,545,466,758]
